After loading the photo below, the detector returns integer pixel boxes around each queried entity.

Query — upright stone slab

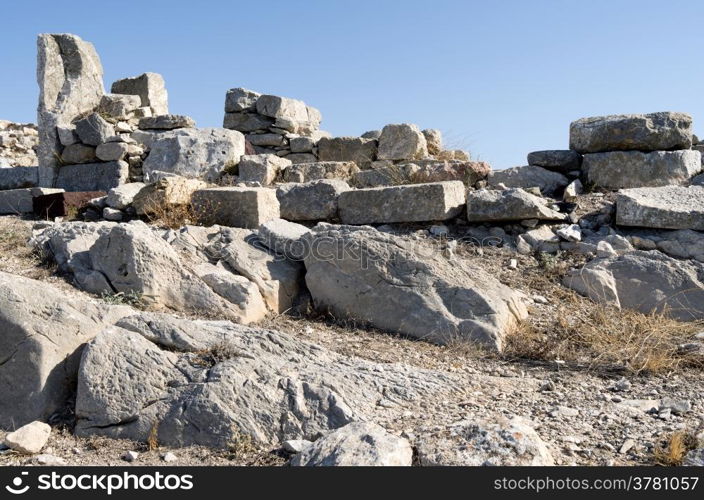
[616,186,704,230]
[338,181,466,224]
[55,161,128,192]
[569,112,693,153]
[583,150,701,189]
[192,187,280,228]
[111,73,168,115]
[37,34,105,185]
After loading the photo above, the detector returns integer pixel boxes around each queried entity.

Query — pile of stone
[0,120,38,167]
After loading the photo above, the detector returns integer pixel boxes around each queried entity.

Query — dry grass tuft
[142,199,197,230]
[653,431,698,466]
[147,421,159,451]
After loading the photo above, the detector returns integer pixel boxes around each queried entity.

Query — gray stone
[527,150,582,173]
[224,88,260,113]
[361,130,381,139]
[556,224,581,242]
[339,181,466,224]
[303,225,528,350]
[3,421,51,454]
[55,161,128,192]
[238,154,291,185]
[74,113,115,146]
[95,142,129,161]
[563,250,704,320]
[317,137,377,169]
[0,271,129,428]
[138,114,196,130]
[282,161,359,183]
[466,189,565,223]
[194,264,267,324]
[97,93,141,120]
[61,143,97,164]
[290,422,412,466]
[0,166,39,189]
[616,186,704,230]
[223,113,274,132]
[584,150,701,189]
[111,72,169,115]
[102,207,123,221]
[132,176,206,215]
[106,182,147,209]
[563,179,583,202]
[37,34,104,177]
[247,133,285,147]
[416,416,554,466]
[285,153,318,164]
[74,313,453,447]
[422,129,443,156]
[57,125,78,146]
[283,440,312,454]
[277,179,350,221]
[289,136,315,153]
[256,94,309,122]
[488,166,569,196]
[258,218,310,260]
[192,187,280,228]
[570,112,693,153]
[142,128,245,182]
[377,123,428,161]
[0,188,35,214]
[520,225,560,253]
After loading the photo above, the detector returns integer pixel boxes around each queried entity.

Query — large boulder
[74,314,453,447]
[132,176,206,215]
[377,123,428,161]
[303,225,528,350]
[416,417,554,466]
[563,251,704,320]
[142,128,245,182]
[0,272,128,428]
[569,112,693,153]
[36,34,104,183]
[338,181,466,224]
[616,186,704,230]
[276,179,350,221]
[237,154,291,185]
[584,150,701,190]
[290,422,412,466]
[466,189,566,222]
[317,137,377,169]
[488,166,569,196]
[111,72,168,115]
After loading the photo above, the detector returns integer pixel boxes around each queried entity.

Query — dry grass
[653,431,698,466]
[0,217,33,258]
[142,199,197,230]
[147,421,159,451]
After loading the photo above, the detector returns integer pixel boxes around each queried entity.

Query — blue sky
[2,0,703,168]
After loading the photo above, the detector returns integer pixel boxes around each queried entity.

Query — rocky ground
[0,214,701,467]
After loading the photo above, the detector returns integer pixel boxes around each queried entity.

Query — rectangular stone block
[192,187,280,228]
[55,161,128,192]
[0,189,35,214]
[338,181,466,224]
[0,166,39,190]
[276,179,350,221]
[616,186,704,230]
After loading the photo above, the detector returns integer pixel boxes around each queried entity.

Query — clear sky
[2,0,703,169]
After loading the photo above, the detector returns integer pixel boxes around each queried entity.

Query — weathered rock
[339,181,466,224]
[289,136,315,153]
[142,128,245,182]
[224,88,260,113]
[563,250,704,320]
[3,421,51,454]
[290,422,412,466]
[282,161,360,183]
[55,161,128,192]
[416,417,554,466]
[138,114,196,130]
[351,163,421,187]
[95,142,130,161]
[61,143,97,164]
[0,166,39,190]
[570,112,693,153]
[527,150,582,173]
[237,154,291,185]
[409,160,491,185]
[616,186,704,230]
[74,314,453,447]
[377,123,428,161]
[285,153,318,164]
[422,129,443,156]
[192,187,280,228]
[317,137,377,169]
[303,225,528,349]
[75,113,115,146]
[247,133,285,147]
[0,188,37,214]
[277,179,350,221]
[105,182,147,209]
[0,272,129,428]
[37,33,104,179]
[256,95,309,123]
[194,264,267,324]
[563,179,583,202]
[258,218,310,259]
[488,166,569,196]
[584,150,701,190]
[111,72,169,115]
[223,113,274,132]
[132,176,206,215]
[97,93,141,120]
[466,189,565,223]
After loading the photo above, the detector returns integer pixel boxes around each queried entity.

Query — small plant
[193,341,244,367]
[147,421,159,451]
[226,429,257,459]
[653,431,698,466]
[100,290,145,308]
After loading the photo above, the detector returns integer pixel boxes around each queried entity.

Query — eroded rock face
[74,314,454,448]
[303,225,528,350]
[563,250,704,321]
[569,112,693,153]
[37,34,105,183]
[616,186,704,230]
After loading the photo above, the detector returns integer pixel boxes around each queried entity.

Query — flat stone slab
[569,112,693,153]
[55,161,128,192]
[467,189,566,222]
[338,181,466,224]
[0,166,39,190]
[192,187,280,228]
[584,150,701,189]
[282,161,359,183]
[526,150,582,173]
[488,166,569,196]
[616,186,704,230]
